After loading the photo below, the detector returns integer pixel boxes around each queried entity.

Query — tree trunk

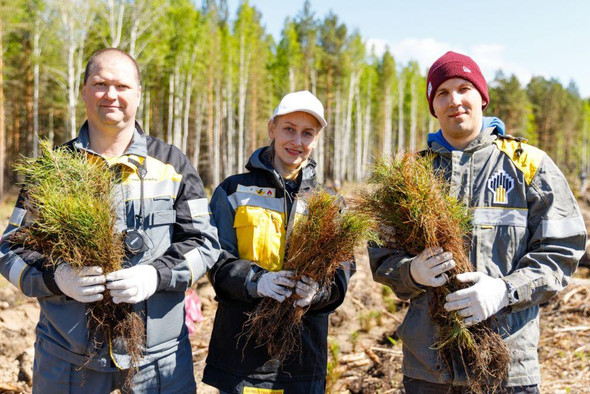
[59,1,92,140]
[237,34,250,171]
[248,71,258,156]
[107,0,124,48]
[143,86,150,134]
[67,39,76,139]
[289,66,295,92]
[397,78,404,153]
[333,89,342,181]
[226,51,235,175]
[206,45,215,184]
[213,80,221,186]
[0,15,4,198]
[383,85,392,157]
[48,109,54,145]
[410,78,417,152]
[342,72,358,181]
[193,92,204,171]
[167,73,174,144]
[354,83,362,181]
[182,73,193,153]
[33,17,41,156]
[362,78,372,179]
[173,66,183,149]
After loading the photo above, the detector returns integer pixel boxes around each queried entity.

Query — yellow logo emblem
[487,170,514,205]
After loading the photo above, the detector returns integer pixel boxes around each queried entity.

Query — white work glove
[409,247,456,287]
[444,272,509,326]
[106,265,159,304]
[54,264,106,303]
[256,270,296,303]
[294,275,320,308]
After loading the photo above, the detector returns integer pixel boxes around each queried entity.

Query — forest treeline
[0,0,589,197]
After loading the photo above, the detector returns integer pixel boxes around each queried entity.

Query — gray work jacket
[0,122,220,370]
[369,126,586,386]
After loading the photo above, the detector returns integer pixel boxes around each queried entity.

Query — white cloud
[365,37,536,88]
[390,38,457,71]
[470,44,534,85]
[365,38,389,57]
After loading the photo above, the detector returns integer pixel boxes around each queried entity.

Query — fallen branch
[553,326,590,333]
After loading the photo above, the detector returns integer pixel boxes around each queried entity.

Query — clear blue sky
[226,0,590,98]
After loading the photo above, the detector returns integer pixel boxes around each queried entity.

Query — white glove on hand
[410,247,456,287]
[444,272,509,326]
[256,270,296,302]
[294,275,320,308]
[106,265,159,304]
[54,265,106,303]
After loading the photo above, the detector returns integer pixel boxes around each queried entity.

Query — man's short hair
[83,48,141,86]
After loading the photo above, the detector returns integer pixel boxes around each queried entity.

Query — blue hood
[427,116,505,151]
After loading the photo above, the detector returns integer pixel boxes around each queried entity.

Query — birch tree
[319,12,346,181]
[378,50,396,157]
[54,0,94,139]
[274,18,303,94]
[31,3,44,156]
[104,0,124,47]
[341,32,364,181]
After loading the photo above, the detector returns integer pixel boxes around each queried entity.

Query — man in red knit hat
[370,51,586,392]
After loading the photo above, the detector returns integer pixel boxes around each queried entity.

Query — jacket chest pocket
[234,205,285,271]
[141,196,176,260]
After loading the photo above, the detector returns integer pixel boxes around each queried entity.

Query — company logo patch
[427,82,432,98]
[487,170,514,205]
[463,66,472,73]
[237,184,276,197]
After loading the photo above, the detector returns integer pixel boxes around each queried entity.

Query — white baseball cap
[271,90,327,129]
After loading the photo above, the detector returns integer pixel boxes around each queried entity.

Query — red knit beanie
[426,51,489,117]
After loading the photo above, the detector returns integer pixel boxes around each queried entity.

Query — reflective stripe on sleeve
[184,248,204,286]
[120,179,180,201]
[228,192,284,212]
[541,216,586,239]
[8,257,28,291]
[9,207,26,227]
[187,198,209,217]
[472,207,528,227]
[294,199,308,214]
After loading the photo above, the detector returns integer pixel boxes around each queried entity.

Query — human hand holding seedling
[293,275,320,307]
[256,270,296,302]
[54,264,106,303]
[106,265,159,304]
[410,247,456,287]
[444,272,509,326]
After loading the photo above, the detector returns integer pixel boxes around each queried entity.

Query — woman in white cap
[203,91,354,393]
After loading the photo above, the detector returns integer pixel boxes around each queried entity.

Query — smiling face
[432,77,486,150]
[268,111,321,179]
[82,53,141,135]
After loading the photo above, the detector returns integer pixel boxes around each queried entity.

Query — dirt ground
[1,199,589,394]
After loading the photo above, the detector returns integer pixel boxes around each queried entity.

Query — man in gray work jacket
[0,48,220,392]
[369,51,586,393]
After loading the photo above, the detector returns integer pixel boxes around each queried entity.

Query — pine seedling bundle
[357,154,510,393]
[242,188,376,363]
[10,141,144,380]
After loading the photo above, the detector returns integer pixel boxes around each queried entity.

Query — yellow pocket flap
[234,206,267,228]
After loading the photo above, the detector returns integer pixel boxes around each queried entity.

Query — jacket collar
[428,126,499,155]
[74,120,148,158]
[246,146,317,191]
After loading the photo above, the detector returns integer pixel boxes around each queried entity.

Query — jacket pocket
[234,205,285,271]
